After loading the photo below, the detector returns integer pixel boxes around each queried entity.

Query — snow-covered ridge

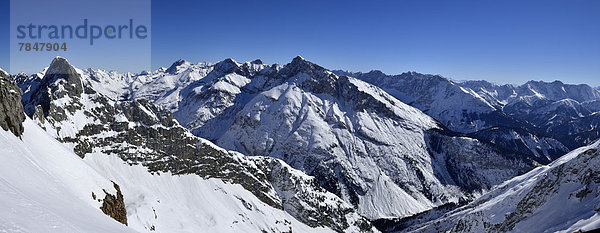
[406,140,600,233]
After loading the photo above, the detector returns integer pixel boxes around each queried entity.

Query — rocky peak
[399,71,447,83]
[365,70,385,76]
[43,57,83,96]
[524,80,561,86]
[291,55,306,63]
[213,58,240,73]
[19,57,84,118]
[13,72,34,85]
[0,70,26,137]
[47,57,77,75]
[280,56,326,77]
[165,59,190,74]
[277,57,342,97]
[251,59,264,65]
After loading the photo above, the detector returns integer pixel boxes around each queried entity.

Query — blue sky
[0,0,6,72]
[2,0,600,85]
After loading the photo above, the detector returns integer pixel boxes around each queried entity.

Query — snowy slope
[84,153,332,233]
[405,140,600,233]
[0,119,133,233]
[0,119,340,233]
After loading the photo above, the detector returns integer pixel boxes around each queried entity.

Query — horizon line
[5,56,599,88]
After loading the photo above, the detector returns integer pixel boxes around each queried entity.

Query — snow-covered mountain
[331,71,504,133]
[334,70,600,162]
[463,80,600,152]
[61,56,541,220]
[12,58,375,232]
[6,56,600,232]
[401,140,600,233]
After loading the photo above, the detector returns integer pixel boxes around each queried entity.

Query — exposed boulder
[99,182,128,226]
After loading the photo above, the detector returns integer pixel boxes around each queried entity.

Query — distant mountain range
[334,70,600,162]
[1,57,599,232]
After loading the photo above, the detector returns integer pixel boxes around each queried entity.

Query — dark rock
[258,159,374,232]
[20,57,83,118]
[0,70,26,137]
[166,59,188,74]
[100,182,128,226]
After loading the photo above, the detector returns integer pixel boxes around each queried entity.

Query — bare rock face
[256,159,374,232]
[100,182,128,226]
[0,69,26,137]
[20,57,83,119]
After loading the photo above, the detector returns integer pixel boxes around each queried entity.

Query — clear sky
[2,0,600,86]
[0,0,7,72]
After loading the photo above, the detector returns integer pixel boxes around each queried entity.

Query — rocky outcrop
[0,69,25,137]
[257,159,374,232]
[99,182,128,226]
[58,95,282,208]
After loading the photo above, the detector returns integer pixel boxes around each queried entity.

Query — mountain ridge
[6,56,600,232]
[334,69,600,161]
[67,56,541,219]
